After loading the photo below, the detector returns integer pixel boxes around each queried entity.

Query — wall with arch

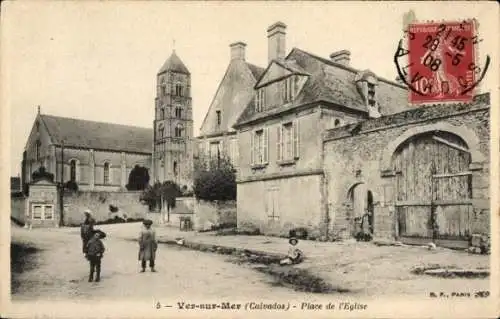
[323,98,490,240]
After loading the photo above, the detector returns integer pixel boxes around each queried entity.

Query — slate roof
[199,60,265,136]
[246,62,266,80]
[158,51,190,75]
[234,47,407,127]
[39,114,153,154]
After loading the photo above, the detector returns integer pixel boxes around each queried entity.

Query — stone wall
[237,173,324,237]
[323,94,490,240]
[11,195,27,225]
[146,197,196,228]
[62,191,149,226]
[194,200,237,231]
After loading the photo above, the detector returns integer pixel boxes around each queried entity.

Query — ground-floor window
[32,204,54,220]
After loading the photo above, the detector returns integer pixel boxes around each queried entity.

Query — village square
[6,4,494,316]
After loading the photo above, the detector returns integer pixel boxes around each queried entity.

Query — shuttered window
[293,120,300,159]
[276,126,283,161]
[32,205,54,220]
[252,128,268,165]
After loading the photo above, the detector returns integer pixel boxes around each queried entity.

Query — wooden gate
[393,131,472,248]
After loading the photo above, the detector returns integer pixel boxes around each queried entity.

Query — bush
[31,166,54,183]
[140,181,181,212]
[193,155,236,201]
[64,180,79,192]
[289,227,308,239]
[126,165,150,191]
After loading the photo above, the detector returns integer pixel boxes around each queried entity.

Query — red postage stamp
[405,20,478,104]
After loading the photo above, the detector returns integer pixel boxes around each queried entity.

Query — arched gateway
[389,129,475,247]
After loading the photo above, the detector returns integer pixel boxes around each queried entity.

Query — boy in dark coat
[138,219,157,272]
[86,230,106,282]
[80,210,96,255]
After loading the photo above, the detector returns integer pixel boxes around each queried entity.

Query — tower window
[216,110,221,126]
[158,125,164,139]
[173,161,178,176]
[161,78,167,96]
[175,83,184,96]
[175,124,184,137]
[161,108,165,119]
[175,107,182,119]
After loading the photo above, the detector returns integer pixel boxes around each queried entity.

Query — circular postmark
[394,19,490,104]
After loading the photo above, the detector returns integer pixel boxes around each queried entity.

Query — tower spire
[173,39,176,52]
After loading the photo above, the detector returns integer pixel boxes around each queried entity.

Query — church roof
[158,51,190,75]
[39,114,153,154]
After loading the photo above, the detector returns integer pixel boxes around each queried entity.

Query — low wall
[146,197,195,228]
[11,195,27,225]
[63,191,149,226]
[194,200,237,231]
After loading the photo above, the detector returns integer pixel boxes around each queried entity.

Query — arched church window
[35,140,41,160]
[70,159,77,182]
[103,162,111,185]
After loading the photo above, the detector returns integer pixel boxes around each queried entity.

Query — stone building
[197,42,265,167]
[152,51,194,189]
[22,110,153,192]
[232,21,491,248]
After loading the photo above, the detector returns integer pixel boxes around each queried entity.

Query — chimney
[267,21,287,63]
[330,50,351,66]
[230,42,246,61]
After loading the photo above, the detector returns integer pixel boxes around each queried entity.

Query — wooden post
[59,141,65,227]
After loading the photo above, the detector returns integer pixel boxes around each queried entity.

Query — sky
[2,1,497,176]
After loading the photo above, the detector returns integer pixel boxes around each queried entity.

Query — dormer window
[367,83,376,106]
[282,76,296,103]
[255,88,265,112]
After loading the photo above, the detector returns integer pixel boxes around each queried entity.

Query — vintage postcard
[1,1,498,318]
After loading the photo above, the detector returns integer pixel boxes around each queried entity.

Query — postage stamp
[394,19,490,104]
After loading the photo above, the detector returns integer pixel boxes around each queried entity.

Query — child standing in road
[86,230,106,282]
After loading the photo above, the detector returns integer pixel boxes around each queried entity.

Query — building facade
[196,42,264,168]
[22,111,153,192]
[152,51,194,190]
[232,22,491,247]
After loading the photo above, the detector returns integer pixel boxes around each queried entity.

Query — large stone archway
[380,122,485,174]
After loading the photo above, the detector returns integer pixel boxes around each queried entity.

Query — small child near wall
[280,237,304,265]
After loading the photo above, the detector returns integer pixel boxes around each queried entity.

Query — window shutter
[250,131,255,165]
[293,120,300,159]
[263,127,269,164]
[276,125,282,162]
[219,140,224,160]
[76,162,81,182]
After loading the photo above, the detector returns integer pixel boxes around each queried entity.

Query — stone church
[21,51,194,192]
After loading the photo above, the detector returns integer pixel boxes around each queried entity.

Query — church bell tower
[153,50,193,190]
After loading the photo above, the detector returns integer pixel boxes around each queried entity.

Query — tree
[193,154,236,201]
[31,166,54,183]
[126,165,150,191]
[140,180,182,223]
